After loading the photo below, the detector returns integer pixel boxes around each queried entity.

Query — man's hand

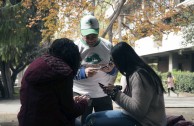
[100,63,115,73]
[85,67,98,77]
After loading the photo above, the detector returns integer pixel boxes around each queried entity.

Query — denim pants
[85,110,142,126]
[73,92,113,125]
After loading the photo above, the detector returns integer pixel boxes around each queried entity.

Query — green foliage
[0,2,42,64]
[180,6,194,46]
[0,3,28,44]
[160,71,194,93]
[182,23,194,46]
[115,72,122,83]
[173,71,194,93]
[116,69,194,94]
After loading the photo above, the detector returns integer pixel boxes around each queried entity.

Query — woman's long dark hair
[48,38,80,76]
[111,42,165,94]
[167,72,172,78]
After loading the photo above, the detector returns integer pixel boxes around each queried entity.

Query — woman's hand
[99,83,114,95]
[74,95,90,103]
[74,95,92,106]
[99,83,122,101]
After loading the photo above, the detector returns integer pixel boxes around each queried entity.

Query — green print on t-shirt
[85,53,102,64]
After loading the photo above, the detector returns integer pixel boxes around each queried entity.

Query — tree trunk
[91,0,95,15]
[118,15,122,41]
[108,25,113,42]
[101,0,126,38]
[0,61,14,99]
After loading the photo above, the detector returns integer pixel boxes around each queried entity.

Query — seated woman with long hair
[85,42,167,126]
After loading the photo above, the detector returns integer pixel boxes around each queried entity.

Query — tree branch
[101,0,126,38]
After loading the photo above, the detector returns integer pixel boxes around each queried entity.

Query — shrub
[115,70,194,94]
[161,71,194,93]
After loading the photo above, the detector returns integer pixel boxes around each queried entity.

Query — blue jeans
[85,110,142,126]
[73,92,113,125]
[75,118,81,126]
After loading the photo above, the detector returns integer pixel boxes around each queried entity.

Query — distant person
[85,42,167,126]
[73,15,118,125]
[167,72,179,96]
[18,38,89,126]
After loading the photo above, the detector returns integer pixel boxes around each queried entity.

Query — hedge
[116,70,194,93]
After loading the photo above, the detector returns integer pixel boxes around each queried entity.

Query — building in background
[135,32,194,72]
[134,0,194,72]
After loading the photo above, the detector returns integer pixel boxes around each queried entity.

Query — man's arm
[74,66,87,80]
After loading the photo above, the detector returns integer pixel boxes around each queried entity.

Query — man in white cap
[73,15,118,125]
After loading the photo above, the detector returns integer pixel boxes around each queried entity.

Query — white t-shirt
[73,37,117,98]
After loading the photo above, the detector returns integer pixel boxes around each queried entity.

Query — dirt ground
[166,108,194,122]
[0,108,194,126]
[165,92,194,122]
[0,111,194,126]
[0,92,194,126]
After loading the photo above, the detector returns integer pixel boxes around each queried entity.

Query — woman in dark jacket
[18,38,88,126]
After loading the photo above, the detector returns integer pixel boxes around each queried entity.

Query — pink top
[167,77,175,88]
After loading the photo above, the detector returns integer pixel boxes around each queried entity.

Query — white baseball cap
[80,15,99,36]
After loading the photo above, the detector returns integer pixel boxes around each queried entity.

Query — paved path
[165,96,194,107]
[0,93,194,125]
[1,95,194,115]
